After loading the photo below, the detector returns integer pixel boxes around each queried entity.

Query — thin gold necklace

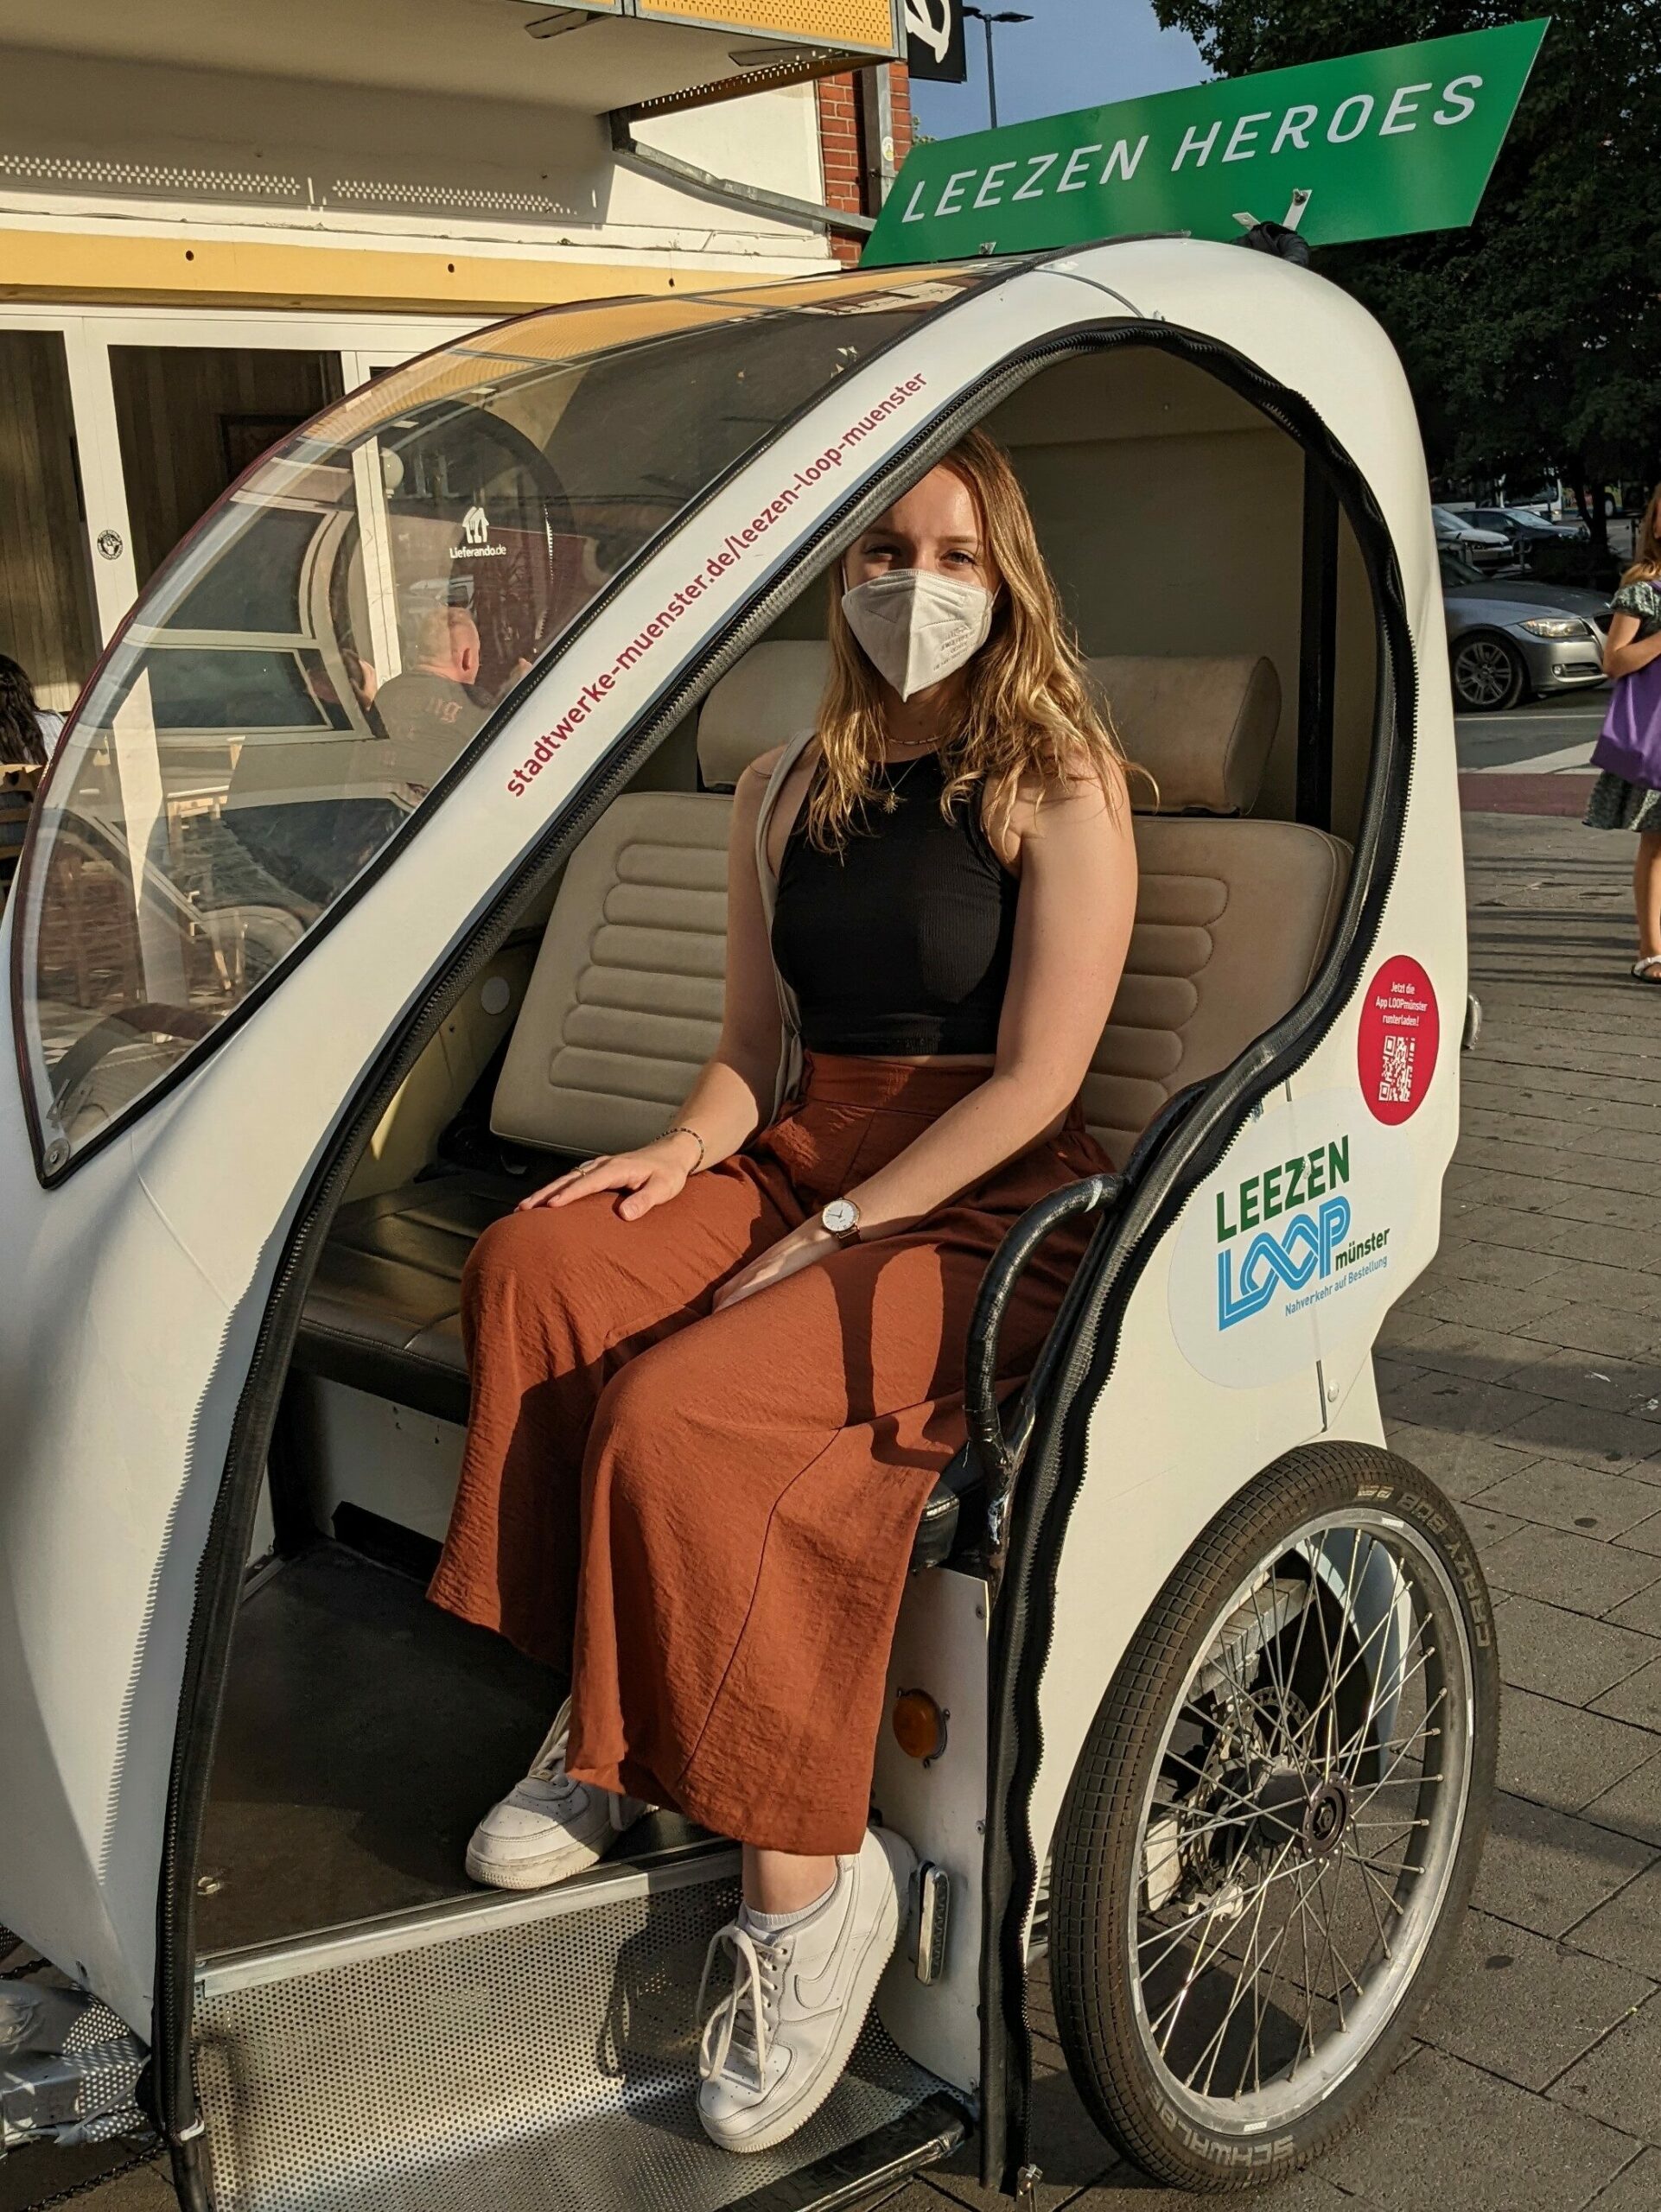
[875,750,934,810]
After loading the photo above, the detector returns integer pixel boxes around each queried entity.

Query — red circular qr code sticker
[1358,956,1440,1125]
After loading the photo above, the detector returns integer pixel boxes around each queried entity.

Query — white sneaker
[465,1699,650,1891]
[696,1826,914,2154]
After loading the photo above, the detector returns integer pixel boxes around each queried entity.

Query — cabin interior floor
[198,1541,564,1955]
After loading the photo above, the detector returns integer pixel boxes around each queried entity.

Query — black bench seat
[296,1173,521,1426]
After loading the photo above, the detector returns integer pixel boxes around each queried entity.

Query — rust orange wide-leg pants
[429,1053,1110,1856]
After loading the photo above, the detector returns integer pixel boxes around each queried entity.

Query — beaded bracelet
[662,1124,706,1173]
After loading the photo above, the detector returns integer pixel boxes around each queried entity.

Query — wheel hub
[1225,1763,1353,1862]
[1301,1775,1352,1858]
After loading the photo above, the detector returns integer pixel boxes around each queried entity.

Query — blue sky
[910,0,1206,138]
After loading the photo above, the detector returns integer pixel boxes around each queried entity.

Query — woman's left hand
[712,1221,839,1312]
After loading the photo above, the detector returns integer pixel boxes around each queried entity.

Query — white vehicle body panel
[873,1567,990,2093]
[0,238,1461,2092]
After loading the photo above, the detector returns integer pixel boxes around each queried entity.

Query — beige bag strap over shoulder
[753,726,818,1114]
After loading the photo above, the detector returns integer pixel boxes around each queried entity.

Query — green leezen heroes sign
[862,18,1549,267]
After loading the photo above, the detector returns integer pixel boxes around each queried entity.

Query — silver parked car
[1441,549,1609,710]
[1432,504,1512,569]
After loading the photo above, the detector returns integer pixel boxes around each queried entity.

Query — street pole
[964,7,1033,135]
[860,63,896,207]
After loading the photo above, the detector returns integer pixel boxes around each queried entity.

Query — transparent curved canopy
[14,267,988,1171]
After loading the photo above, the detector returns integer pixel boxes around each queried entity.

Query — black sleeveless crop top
[770,753,1019,1056]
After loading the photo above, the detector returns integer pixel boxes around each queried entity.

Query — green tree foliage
[1151,3,1661,533]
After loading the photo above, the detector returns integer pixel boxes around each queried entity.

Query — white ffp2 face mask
[840,568,995,700]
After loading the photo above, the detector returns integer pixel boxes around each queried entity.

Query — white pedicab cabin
[1,244,1494,2211]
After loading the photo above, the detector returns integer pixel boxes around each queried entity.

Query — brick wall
[817,62,913,267]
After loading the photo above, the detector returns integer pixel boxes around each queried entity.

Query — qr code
[1379,1032,1416,1103]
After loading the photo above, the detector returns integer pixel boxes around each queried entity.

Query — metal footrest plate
[194,1855,951,2212]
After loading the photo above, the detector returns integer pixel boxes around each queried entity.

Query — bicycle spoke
[1278,1542,1322,1713]
[1347,1846,1410,1925]
[1246,1859,1318,2096]
[1289,1876,1325,2062]
[1326,1640,1435,1776]
[1353,1691,1449,1808]
[1206,1901,1301,2100]
[1287,1587,1402,1767]
[1246,1574,1294,1717]
[1149,1816,1305,2055]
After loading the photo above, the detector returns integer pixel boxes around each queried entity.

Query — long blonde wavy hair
[1622,483,1661,586]
[805,429,1139,849]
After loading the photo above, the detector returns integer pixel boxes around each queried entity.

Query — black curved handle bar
[965,1170,1123,1554]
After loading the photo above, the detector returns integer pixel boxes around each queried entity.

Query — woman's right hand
[515,1131,702,1220]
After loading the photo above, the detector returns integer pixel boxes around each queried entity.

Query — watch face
[823,1198,859,1236]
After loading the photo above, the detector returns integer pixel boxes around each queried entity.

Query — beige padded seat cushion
[1087,815,1350,1164]
[491,792,730,1158]
[498,640,1335,1164]
[697,640,1280,817]
[1088,653,1280,815]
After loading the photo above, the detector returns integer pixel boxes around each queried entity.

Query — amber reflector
[892,1689,945,1762]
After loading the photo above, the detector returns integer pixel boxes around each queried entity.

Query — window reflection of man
[376,609,487,757]
[320,607,488,896]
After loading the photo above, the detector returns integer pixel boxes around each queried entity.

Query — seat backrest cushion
[491,791,730,1158]
[497,625,1346,1165]
[1087,653,1281,814]
[1087,815,1351,1163]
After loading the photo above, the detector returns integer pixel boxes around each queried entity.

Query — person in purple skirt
[1585,486,1661,981]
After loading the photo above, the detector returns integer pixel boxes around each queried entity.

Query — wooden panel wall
[0,332,99,710]
[110,346,343,589]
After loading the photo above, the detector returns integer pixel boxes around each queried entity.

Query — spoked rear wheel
[1049,1444,1497,2191]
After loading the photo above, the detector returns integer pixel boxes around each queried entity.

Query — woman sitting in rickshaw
[428,430,1138,2154]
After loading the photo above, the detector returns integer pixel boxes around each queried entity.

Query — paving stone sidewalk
[8,811,1658,2212]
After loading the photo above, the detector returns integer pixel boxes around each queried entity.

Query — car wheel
[1450,633,1527,711]
[1048,1442,1497,2193]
